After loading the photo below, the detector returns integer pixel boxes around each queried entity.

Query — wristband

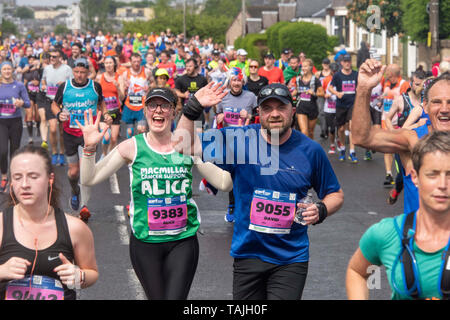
[313,201,327,225]
[182,95,204,121]
[57,111,62,122]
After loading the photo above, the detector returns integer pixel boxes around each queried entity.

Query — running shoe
[79,206,91,224]
[41,141,49,150]
[348,152,358,163]
[364,150,372,161]
[224,205,235,223]
[339,150,346,161]
[70,192,80,211]
[383,174,394,188]
[328,145,336,154]
[58,154,66,166]
[51,154,59,166]
[0,178,8,193]
[387,189,399,205]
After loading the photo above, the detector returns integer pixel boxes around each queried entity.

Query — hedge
[234,33,268,62]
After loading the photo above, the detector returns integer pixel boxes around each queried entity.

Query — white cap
[236,49,248,56]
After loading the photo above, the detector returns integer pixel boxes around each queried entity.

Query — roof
[331,0,352,8]
[296,0,332,18]
[246,5,279,18]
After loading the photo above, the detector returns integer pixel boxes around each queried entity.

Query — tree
[346,0,403,38]
[1,19,18,36]
[401,0,450,43]
[15,6,34,19]
[80,0,113,33]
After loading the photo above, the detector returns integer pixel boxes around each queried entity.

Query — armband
[182,95,204,121]
[313,201,328,225]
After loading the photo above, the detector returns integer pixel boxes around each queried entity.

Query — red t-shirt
[258,67,284,84]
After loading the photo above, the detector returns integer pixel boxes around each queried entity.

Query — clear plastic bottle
[294,192,313,225]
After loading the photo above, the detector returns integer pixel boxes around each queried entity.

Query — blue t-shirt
[201,124,341,264]
[403,124,429,214]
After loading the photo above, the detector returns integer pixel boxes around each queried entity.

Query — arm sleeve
[54,82,66,105]
[80,146,127,186]
[193,157,233,192]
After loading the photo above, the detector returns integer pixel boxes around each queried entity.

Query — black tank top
[0,207,76,300]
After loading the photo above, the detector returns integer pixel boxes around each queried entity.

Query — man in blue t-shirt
[175,83,344,300]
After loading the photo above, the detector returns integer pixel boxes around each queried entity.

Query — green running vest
[128,133,199,243]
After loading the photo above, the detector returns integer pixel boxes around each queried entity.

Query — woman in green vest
[77,84,231,299]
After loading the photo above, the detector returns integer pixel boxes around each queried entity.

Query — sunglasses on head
[259,87,291,100]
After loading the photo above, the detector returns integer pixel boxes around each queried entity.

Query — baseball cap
[155,68,169,79]
[145,87,177,105]
[282,48,290,55]
[212,49,220,55]
[264,52,275,59]
[257,83,293,106]
[342,54,351,61]
[73,58,89,69]
[236,48,248,56]
[322,58,331,64]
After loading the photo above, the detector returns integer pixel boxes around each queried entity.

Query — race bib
[0,100,16,116]
[383,99,393,112]
[224,107,241,125]
[27,84,40,93]
[342,81,356,94]
[299,87,311,101]
[129,94,143,107]
[47,85,58,98]
[327,100,336,110]
[5,276,64,300]
[147,195,188,236]
[69,109,85,129]
[105,96,119,111]
[249,188,297,234]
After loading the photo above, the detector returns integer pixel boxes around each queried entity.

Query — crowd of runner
[0,29,449,301]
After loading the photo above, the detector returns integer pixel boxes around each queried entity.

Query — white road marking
[109,173,120,194]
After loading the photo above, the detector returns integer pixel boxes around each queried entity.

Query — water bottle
[294,192,314,225]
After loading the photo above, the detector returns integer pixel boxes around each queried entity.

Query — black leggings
[0,118,22,175]
[129,234,199,300]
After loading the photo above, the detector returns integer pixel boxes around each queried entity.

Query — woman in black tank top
[0,146,98,300]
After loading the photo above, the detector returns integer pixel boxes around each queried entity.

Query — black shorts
[107,109,122,125]
[370,107,382,125]
[63,131,84,157]
[27,91,39,104]
[233,258,308,300]
[296,102,319,120]
[335,106,353,127]
[36,93,56,120]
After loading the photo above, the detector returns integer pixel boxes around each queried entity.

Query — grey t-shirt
[216,90,257,127]
[42,64,73,99]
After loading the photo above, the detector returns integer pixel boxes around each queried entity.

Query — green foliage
[1,19,18,36]
[15,6,34,19]
[347,0,403,38]
[400,0,450,42]
[234,33,267,62]
[54,24,71,36]
[203,0,244,18]
[263,21,336,66]
[266,21,290,57]
[80,0,113,33]
[123,0,232,44]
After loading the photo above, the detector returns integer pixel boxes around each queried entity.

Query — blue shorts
[122,105,145,125]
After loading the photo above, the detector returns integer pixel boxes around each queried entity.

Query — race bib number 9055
[249,188,297,234]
